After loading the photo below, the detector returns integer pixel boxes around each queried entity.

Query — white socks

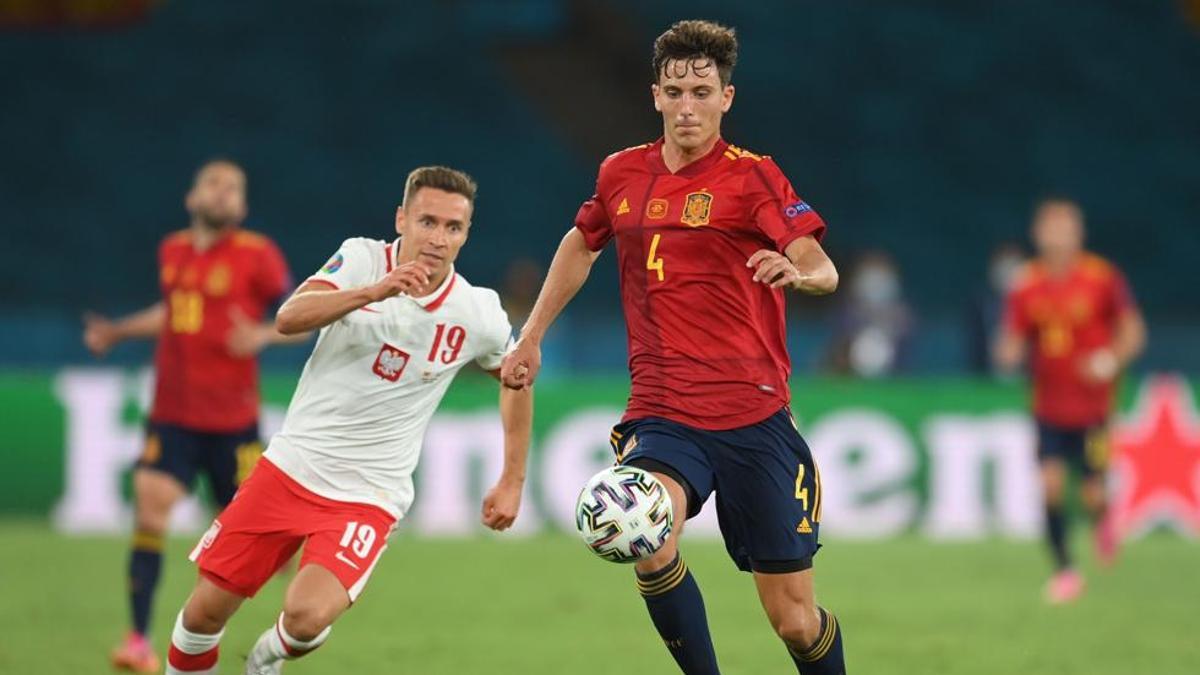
[247,612,332,668]
[166,611,224,674]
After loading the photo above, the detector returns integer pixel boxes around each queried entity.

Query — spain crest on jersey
[681,191,713,227]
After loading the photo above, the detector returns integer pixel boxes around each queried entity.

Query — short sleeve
[253,238,294,305]
[474,291,514,371]
[574,156,619,252]
[306,238,377,290]
[748,159,826,252]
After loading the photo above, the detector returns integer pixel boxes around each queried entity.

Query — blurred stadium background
[2,1,1198,673]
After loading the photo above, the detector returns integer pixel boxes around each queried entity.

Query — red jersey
[1004,253,1136,428]
[152,229,292,432]
[575,137,826,430]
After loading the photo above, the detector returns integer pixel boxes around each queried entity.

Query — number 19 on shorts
[339,521,378,560]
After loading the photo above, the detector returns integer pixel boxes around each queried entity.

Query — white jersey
[264,237,512,519]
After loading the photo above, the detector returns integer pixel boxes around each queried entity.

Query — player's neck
[1043,251,1081,277]
[189,221,234,251]
[661,133,721,173]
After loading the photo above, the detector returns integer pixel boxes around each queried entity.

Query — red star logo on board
[1110,375,1200,538]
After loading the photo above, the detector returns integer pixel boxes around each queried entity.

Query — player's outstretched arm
[226,306,312,357]
[747,235,839,295]
[501,228,601,389]
[275,261,432,335]
[481,379,532,531]
[82,302,165,357]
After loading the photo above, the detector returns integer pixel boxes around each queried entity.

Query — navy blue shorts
[136,421,263,506]
[1036,419,1109,479]
[610,407,823,574]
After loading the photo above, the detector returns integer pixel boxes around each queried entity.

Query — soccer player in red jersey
[996,197,1146,604]
[503,20,844,675]
[83,159,305,672]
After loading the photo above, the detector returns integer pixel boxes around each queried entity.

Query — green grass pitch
[0,521,1195,674]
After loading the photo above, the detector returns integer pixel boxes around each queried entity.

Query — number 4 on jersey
[647,233,665,282]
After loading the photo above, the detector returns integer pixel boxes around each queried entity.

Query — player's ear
[721,84,735,113]
[651,83,662,112]
[394,205,405,235]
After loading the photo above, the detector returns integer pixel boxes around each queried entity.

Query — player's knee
[181,598,228,635]
[771,606,822,649]
[634,537,679,576]
[281,603,337,642]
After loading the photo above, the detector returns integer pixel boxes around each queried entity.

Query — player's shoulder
[1077,252,1118,281]
[448,273,508,324]
[720,142,787,181]
[723,143,770,164]
[160,229,192,250]
[230,229,278,250]
[598,141,655,174]
[1011,261,1046,292]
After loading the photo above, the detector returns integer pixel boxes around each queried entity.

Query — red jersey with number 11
[574,137,827,431]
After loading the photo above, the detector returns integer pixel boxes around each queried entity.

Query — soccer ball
[575,465,673,563]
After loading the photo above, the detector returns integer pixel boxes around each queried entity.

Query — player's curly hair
[652,19,738,87]
[403,165,478,205]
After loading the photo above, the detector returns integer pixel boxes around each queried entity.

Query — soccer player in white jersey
[163,166,532,675]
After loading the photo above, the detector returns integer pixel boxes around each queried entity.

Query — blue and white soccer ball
[575,465,673,563]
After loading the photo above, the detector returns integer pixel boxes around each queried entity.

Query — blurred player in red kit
[995,197,1146,604]
[504,20,845,675]
[83,159,306,671]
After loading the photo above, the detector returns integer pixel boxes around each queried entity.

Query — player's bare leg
[112,468,186,673]
[755,569,845,674]
[166,577,244,674]
[1041,458,1084,603]
[245,563,349,674]
[631,472,720,674]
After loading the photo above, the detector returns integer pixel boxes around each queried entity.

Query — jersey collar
[410,265,457,312]
[646,136,730,177]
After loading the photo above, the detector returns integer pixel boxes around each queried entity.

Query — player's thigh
[190,463,305,598]
[181,575,247,634]
[1082,423,1111,479]
[299,502,396,605]
[710,409,821,574]
[635,471,690,573]
[201,423,263,507]
[753,567,822,645]
[134,423,200,525]
[612,418,716,521]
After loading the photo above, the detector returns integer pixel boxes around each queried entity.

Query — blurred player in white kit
[163,166,532,674]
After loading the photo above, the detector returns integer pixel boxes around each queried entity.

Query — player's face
[653,58,734,152]
[185,162,247,229]
[1032,204,1084,260]
[395,187,472,275]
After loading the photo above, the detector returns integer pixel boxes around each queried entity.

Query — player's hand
[500,337,541,390]
[747,249,803,289]
[366,261,433,302]
[1080,348,1119,384]
[82,312,119,357]
[226,306,269,358]
[481,479,522,531]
